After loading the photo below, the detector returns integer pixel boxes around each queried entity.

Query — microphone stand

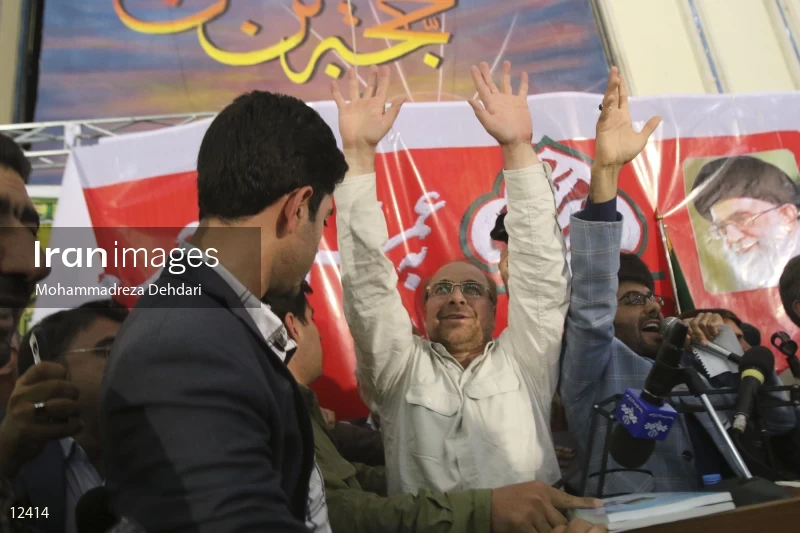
[653,363,752,479]
[673,366,790,506]
[580,367,792,503]
[696,393,752,479]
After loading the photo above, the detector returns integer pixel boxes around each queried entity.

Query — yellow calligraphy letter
[114,0,229,35]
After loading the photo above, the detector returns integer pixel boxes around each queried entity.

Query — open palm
[595,68,661,168]
[469,61,532,146]
[331,66,405,150]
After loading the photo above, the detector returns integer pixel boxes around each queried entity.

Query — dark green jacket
[299,386,492,533]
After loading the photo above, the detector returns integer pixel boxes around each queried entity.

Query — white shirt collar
[179,242,296,360]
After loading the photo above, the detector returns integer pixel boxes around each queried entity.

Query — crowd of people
[0,60,799,533]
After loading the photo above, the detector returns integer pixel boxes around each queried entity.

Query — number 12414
[11,507,48,519]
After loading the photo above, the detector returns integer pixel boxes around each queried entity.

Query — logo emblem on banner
[460,137,649,290]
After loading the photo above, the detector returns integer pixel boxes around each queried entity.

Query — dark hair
[780,255,800,327]
[740,323,761,347]
[265,281,313,325]
[490,210,508,243]
[18,299,129,376]
[678,308,743,328]
[0,134,31,184]
[196,91,348,221]
[618,253,654,293]
[691,155,800,220]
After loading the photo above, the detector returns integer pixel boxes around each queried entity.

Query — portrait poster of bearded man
[685,151,800,293]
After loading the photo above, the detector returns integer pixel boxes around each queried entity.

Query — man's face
[0,165,50,363]
[63,317,120,433]
[710,197,797,255]
[724,318,751,353]
[274,194,333,297]
[424,262,496,355]
[614,281,664,359]
[286,305,323,385]
[710,198,800,289]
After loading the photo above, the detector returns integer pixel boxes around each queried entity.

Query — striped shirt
[60,438,103,533]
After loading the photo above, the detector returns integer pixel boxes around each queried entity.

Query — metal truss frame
[0,112,215,171]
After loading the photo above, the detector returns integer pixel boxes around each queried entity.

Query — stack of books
[569,492,735,531]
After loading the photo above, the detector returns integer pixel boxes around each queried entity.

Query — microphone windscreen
[75,487,116,533]
[739,346,775,376]
[609,424,657,469]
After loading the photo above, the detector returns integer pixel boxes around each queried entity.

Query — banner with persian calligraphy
[36,92,800,417]
[34,0,608,125]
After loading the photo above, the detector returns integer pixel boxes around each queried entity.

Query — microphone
[76,487,116,533]
[732,347,775,434]
[609,317,686,468]
[771,332,800,378]
[700,340,742,366]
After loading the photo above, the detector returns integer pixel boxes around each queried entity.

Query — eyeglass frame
[708,204,784,240]
[424,280,496,303]
[64,346,113,358]
[618,291,665,307]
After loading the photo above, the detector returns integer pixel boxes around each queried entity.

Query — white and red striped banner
[38,93,800,415]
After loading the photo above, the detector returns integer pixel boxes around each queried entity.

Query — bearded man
[691,155,800,291]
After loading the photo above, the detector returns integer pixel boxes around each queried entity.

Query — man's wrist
[589,163,622,203]
[343,145,377,177]
[501,141,539,170]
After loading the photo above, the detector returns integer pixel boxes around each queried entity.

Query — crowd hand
[320,407,337,430]
[0,362,81,478]
[469,60,538,169]
[491,480,602,533]
[683,312,724,347]
[555,445,576,468]
[590,67,661,203]
[331,65,405,175]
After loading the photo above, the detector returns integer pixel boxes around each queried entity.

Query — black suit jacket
[8,440,65,533]
[100,259,315,532]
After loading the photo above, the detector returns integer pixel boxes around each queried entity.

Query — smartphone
[29,332,42,365]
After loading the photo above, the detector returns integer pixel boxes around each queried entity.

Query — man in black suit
[100,91,348,532]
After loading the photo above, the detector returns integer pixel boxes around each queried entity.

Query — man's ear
[282,186,315,234]
[778,203,799,225]
[284,312,302,343]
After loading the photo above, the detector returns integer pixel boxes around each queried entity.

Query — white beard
[723,228,800,290]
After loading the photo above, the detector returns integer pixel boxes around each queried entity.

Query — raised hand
[590,67,661,203]
[469,61,532,147]
[595,67,661,170]
[469,60,537,169]
[331,65,405,152]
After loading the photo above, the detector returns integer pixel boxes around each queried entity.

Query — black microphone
[732,347,775,434]
[75,487,116,533]
[641,317,691,402]
[771,332,800,378]
[609,317,688,469]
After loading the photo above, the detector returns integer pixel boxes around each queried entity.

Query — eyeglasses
[618,291,664,307]
[427,281,491,300]
[708,205,782,240]
[64,346,112,359]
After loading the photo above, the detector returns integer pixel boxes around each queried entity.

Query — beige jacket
[334,163,570,496]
